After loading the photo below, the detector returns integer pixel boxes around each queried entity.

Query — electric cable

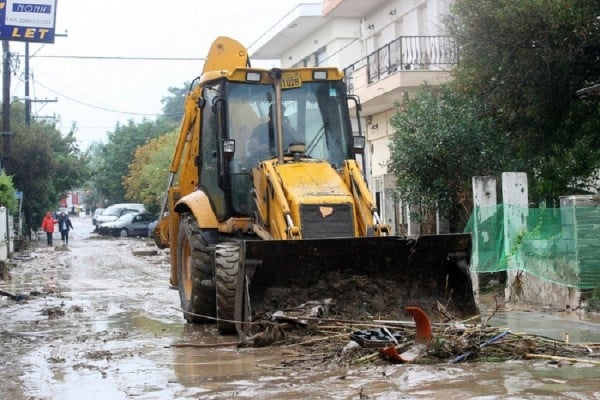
[32,55,205,61]
[14,73,163,117]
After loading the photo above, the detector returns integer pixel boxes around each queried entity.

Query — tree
[3,102,89,232]
[90,80,186,205]
[123,130,178,214]
[92,118,174,203]
[160,83,190,124]
[83,141,108,209]
[86,82,185,208]
[445,0,600,201]
[0,170,17,212]
[388,85,506,229]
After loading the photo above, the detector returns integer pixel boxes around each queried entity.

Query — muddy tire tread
[177,213,216,323]
[215,242,239,334]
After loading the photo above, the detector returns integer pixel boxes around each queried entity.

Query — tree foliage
[117,84,188,213]
[86,83,186,209]
[3,102,89,230]
[0,170,17,212]
[389,0,599,226]
[123,130,178,214]
[82,141,107,209]
[92,118,175,204]
[445,0,600,201]
[160,83,190,124]
[389,85,506,228]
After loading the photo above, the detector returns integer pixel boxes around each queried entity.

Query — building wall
[362,0,449,51]
[359,0,452,234]
[280,18,362,68]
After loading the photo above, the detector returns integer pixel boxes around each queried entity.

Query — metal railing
[344,35,459,93]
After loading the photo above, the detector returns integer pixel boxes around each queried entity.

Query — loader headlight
[222,139,235,154]
[313,70,328,80]
[246,72,262,82]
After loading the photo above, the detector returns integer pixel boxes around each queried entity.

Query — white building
[250,0,457,234]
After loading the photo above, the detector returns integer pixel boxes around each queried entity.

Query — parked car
[98,212,155,237]
[147,219,158,239]
[94,203,146,230]
[147,212,167,239]
[92,208,105,226]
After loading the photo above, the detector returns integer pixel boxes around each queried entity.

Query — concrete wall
[471,174,593,311]
[0,207,14,262]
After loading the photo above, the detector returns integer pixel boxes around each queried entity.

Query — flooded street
[1,215,599,399]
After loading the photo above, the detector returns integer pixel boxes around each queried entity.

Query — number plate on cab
[281,71,301,89]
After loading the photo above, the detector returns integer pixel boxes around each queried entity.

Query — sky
[8,0,302,149]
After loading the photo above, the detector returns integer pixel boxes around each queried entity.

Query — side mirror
[222,139,235,160]
[352,135,365,153]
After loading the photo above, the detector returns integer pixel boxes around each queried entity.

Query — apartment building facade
[250,0,457,234]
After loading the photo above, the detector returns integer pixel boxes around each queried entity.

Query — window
[315,47,327,66]
[200,82,226,220]
[223,79,354,216]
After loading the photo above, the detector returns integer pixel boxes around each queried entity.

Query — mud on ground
[2,218,600,400]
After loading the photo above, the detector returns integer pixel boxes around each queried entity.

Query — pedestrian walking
[41,211,57,246]
[58,212,74,245]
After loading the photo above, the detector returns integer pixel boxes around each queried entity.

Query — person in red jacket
[41,211,57,246]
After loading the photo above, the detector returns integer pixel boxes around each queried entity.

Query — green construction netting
[464,204,600,289]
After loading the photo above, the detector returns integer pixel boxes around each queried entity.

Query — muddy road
[1,215,599,399]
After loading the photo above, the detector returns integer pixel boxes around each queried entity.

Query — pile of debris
[237,302,600,367]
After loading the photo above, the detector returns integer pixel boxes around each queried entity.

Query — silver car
[92,208,105,226]
[98,212,155,237]
[94,203,146,230]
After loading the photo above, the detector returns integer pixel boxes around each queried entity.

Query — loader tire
[215,243,239,334]
[177,212,216,323]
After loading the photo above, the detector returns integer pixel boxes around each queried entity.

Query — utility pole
[24,32,66,127]
[25,42,30,126]
[25,41,58,127]
[2,40,11,174]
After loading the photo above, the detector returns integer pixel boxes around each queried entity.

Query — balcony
[344,36,459,115]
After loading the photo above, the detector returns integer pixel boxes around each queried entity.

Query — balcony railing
[344,35,459,93]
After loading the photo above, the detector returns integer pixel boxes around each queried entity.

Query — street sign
[0,0,57,43]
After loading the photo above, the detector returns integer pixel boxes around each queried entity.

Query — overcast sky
[9,0,301,149]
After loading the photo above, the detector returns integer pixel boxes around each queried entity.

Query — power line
[18,75,162,117]
[19,44,357,120]
[15,64,183,119]
[31,55,205,61]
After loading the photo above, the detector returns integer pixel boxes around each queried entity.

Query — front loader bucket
[234,233,477,333]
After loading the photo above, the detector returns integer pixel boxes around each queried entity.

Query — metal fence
[344,35,459,93]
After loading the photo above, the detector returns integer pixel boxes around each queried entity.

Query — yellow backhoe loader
[154,36,477,335]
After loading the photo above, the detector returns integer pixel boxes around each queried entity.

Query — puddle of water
[49,369,128,400]
[172,346,285,383]
[484,310,600,343]
[90,311,183,336]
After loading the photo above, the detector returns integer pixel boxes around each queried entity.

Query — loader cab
[198,70,358,221]
[227,78,354,170]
